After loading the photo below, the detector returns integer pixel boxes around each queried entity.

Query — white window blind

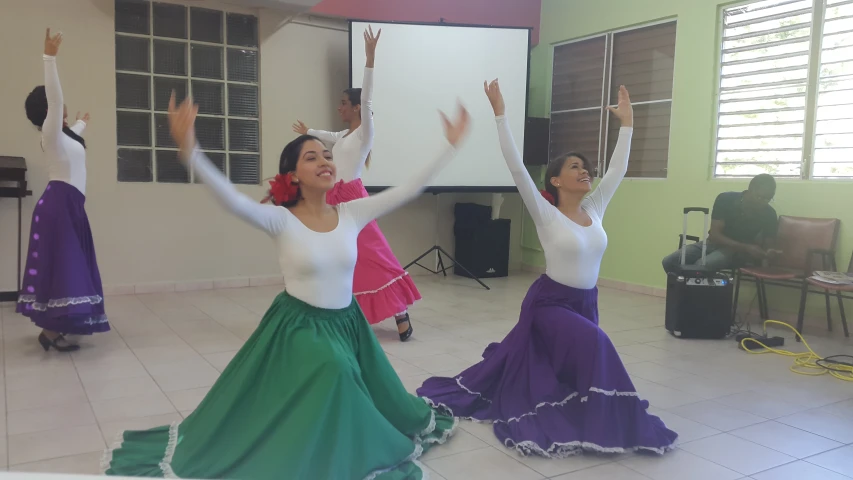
[813,0,853,178]
[715,0,853,179]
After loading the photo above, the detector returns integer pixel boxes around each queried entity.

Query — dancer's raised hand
[364,25,381,67]
[292,120,308,135]
[44,28,63,56]
[440,102,471,147]
[483,79,505,116]
[76,112,90,124]
[606,85,633,127]
[168,91,199,157]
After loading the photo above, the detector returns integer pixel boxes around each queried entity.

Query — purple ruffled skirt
[417,274,677,457]
[16,181,109,335]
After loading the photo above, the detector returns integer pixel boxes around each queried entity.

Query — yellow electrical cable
[739,320,853,382]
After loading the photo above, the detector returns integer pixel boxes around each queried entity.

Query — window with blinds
[715,0,853,179]
[114,0,261,185]
[814,0,853,178]
[550,21,677,179]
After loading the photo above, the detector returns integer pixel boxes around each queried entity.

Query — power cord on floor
[740,320,853,382]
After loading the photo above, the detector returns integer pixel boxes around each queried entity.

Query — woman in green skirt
[102,69,471,480]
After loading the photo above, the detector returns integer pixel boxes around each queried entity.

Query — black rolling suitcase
[665,208,734,339]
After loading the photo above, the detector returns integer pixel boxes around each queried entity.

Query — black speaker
[665,271,734,339]
[524,117,550,166]
[453,203,510,279]
[454,202,491,224]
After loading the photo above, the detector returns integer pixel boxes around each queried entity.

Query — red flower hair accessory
[261,173,299,205]
[540,190,555,205]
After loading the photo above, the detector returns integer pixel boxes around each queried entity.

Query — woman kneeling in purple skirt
[417,80,677,458]
[17,29,109,352]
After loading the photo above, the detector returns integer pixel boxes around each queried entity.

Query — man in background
[662,174,779,274]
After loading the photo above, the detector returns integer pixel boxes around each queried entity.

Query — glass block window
[115,1,260,184]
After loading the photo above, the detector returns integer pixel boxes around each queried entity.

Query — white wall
[0,0,523,294]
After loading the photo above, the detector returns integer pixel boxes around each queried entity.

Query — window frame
[548,18,678,180]
[712,0,852,180]
[114,1,261,185]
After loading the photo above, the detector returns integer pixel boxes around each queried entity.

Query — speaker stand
[403,194,490,291]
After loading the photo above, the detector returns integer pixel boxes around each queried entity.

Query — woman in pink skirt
[292,26,419,341]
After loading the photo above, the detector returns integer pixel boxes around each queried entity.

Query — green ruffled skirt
[103,292,456,479]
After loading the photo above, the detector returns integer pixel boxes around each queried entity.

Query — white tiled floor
[2,272,853,479]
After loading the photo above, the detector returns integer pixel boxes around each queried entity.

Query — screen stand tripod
[403,193,490,291]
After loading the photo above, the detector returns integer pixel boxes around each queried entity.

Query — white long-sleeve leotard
[495,115,632,289]
[190,141,455,309]
[42,55,88,195]
[307,67,374,183]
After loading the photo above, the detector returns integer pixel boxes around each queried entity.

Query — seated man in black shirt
[662,174,779,274]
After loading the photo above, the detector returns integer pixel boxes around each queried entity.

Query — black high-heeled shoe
[38,333,80,352]
[396,314,413,342]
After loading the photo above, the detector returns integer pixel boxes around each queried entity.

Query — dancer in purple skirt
[18,29,109,352]
[417,80,677,457]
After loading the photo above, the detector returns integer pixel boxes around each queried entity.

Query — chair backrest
[773,216,840,271]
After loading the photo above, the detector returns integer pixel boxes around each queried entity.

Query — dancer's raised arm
[352,25,378,147]
[169,94,287,236]
[42,29,64,151]
[484,79,556,227]
[295,120,345,146]
[69,112,89,135]
[583,85,633,219]
[345,103,469,230]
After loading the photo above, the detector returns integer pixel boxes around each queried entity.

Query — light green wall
[524,0,852,312]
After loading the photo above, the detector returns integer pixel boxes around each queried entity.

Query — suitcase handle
[680,208,711,267]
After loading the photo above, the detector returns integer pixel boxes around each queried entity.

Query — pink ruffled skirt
[327,179,421,324]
